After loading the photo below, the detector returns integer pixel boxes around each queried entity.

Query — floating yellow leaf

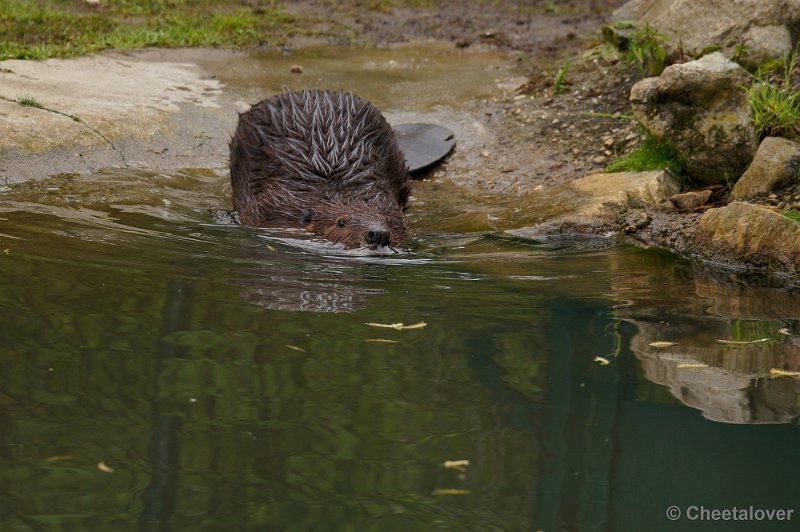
[770,369,800,379]
[366,321,427,330]
[716,338,770,345]
[285,345,306,352]
[364,338,399,344]
[432,488,471,496]
[97,462,114,473]
[367,322,403,329]
[677,363,709,369]
[648,341,676,348]
[443,459,470,471]
[593,356,610,366]
[265,244,276,252]
[778,328,790,336]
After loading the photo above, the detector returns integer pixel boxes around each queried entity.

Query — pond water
[2,45,800,531]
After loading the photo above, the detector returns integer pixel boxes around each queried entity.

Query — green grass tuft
[749,82,800,137]
[625,23,667,77]
[553,60,572,93]
[16,95,42,108]
[748,48,800,138]
[604,133,686,176]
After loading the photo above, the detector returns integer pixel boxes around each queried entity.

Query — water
[2,44,800,531]
[0,167,799,532]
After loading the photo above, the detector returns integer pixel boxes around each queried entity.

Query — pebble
[592,155,606,164]
[290,65,303,74]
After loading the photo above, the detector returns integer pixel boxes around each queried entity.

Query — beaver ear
[301,208,314,225]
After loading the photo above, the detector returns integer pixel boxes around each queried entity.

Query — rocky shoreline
[503,0,800,287]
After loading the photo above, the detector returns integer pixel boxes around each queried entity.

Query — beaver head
[302,197,409,250]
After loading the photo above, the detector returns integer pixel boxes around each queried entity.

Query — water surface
[1,168,799,531]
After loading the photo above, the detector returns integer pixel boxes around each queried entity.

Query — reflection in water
[233,268,384,313]
[607,250,800,424]
[140,280,187,530]
[0,169,799,531]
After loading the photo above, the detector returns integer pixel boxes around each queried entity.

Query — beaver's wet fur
[229,90,411,249]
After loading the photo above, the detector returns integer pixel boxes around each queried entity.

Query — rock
[574,170,680,211]
[631,211,702,254]
[741,25,794,67]
[630,53,758,186]
[508,170,680,237]
[670,189,712,210]
[730,137,800,201]
[612,0,800,61]
[693,202,800,278]
[623,210,652,232]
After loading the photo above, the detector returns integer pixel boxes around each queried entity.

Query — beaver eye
[336,217,349,228]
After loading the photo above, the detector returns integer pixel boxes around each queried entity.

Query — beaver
[229,90,412,249]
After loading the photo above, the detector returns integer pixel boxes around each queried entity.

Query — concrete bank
[0,49,245,184]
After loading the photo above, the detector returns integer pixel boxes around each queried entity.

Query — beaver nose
[366,228,390,246]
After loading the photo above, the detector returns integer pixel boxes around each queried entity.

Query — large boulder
[630,52,758,186]
[613,0,800,62]
[741,25,794,68]
[730,137,800,201]
[693,202,800,278]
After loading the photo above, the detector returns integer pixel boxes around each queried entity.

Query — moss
[604,134,687,178]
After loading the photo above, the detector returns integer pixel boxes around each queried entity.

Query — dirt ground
[285,0,636,193]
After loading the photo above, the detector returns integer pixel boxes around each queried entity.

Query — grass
[16,94,42,108]
[748,48,800,138]
[625,23,667,77]
[784,210,800,223]
[604,133,686,177]
[10,93,82,122]
[552,59,572,93]
[0,0,325,60]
